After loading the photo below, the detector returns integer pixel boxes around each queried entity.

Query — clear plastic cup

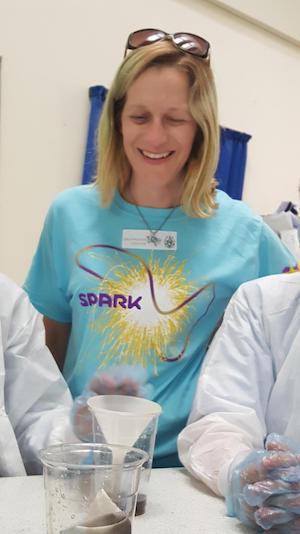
[87,395,162,515]
[40,443,148,534]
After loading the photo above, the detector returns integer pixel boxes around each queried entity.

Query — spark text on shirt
[79,293,142,310]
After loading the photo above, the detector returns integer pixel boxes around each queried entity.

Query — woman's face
[121,66,197,192]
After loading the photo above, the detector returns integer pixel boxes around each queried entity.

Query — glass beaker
[40,442,148,534]
[87,395,162,515]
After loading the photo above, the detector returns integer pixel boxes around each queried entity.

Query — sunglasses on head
[124,28,210,59]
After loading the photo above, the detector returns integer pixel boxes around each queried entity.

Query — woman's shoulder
[215,189,260,220]
[214,190,264,237]
[46,185,101,222]
[39,185,105,237]
[51,184,100,208]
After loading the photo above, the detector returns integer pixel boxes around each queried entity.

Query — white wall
[209,0,300,44]
[1,0,300,283]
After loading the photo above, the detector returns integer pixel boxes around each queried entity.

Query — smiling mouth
[139,149,174,160]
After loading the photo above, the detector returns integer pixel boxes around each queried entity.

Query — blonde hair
[96,40,219,218]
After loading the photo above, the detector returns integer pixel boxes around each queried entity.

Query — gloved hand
[72,365,152,442]
[227,433,300,531]
[87,364,151,397]
[266,517,300,533]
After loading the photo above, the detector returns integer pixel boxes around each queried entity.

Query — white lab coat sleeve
[4,286,75,475]
[178,281,275,496]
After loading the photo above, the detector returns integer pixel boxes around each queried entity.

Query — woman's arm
[43,317,71,372]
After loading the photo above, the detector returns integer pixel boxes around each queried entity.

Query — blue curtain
[82,85,108,185]
[82,85,251,200]
[216,127,251,200]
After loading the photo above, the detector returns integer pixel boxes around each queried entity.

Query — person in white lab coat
[178,272,300,531]
[0,273,74,476]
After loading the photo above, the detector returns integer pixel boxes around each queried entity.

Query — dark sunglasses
[124,28,210,59]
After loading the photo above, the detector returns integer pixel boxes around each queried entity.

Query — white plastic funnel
[87,396,161,500]
[87,395,161,449]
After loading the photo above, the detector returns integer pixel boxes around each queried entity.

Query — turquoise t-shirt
[24,185,295,467]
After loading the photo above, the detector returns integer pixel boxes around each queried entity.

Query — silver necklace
[134,203,177,247]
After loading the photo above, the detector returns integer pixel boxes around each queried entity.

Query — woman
[24,29,295,468]
[178,272,300,532]
[0,273,73,476]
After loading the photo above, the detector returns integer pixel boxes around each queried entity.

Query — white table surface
[0,468,250,533]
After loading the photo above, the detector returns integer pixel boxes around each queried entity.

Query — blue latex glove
[266,517,300,532]
[227,434,300,531]
[72,365,152,442]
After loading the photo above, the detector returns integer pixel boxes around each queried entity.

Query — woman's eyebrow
[126,104,189,113]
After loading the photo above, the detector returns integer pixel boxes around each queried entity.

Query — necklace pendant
[147,232,161,246]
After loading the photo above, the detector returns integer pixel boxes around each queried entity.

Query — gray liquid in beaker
[61,512,131,533]
[60,489,132,534]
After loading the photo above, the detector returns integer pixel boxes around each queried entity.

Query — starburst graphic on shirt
[91,256,196,368]
[75,244,214,369]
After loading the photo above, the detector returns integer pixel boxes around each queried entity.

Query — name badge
[122,229,177,250]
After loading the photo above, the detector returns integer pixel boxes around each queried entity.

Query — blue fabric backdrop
[82,85,251,200]
[215,127,251,200]
[82,86,108,185]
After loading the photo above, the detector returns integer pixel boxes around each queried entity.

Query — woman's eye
[167,117,186,124]
[130,115,147,123]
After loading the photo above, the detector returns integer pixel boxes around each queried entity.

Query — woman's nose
[144,119,168,147]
